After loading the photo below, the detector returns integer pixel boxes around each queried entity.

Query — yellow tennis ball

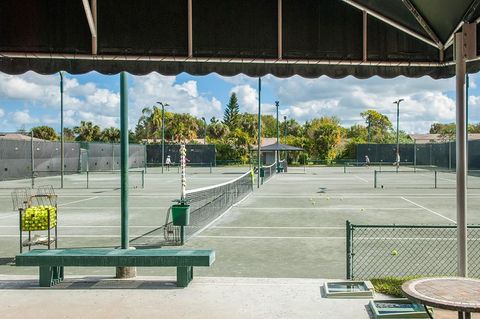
[391,250,398,256]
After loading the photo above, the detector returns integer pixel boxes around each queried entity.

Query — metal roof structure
[1,0,475,277]
[252,142,304,152]
[1,0,480,78]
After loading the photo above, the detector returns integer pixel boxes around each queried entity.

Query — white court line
[188,192,254,238]
[212,226,344,229]
[0,214,17,220]
[400,196,456,223]
[236,207,423,210]
[0,235,162,238]
[196,235,345,239]
[356,237,480,241]
[0,225,345,229]
[58,196,99,207]
[354,175,368,183]
[252,194,460,197]
[0,225,159,228]
[53,206,169,210]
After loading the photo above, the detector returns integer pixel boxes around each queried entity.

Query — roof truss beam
[82,0,97,55]
[341,0,439,49]
[400,0,443,49]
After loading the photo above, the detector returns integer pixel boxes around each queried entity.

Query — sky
[0,71,478,134]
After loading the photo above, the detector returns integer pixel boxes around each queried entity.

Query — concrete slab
[0,275,377,319]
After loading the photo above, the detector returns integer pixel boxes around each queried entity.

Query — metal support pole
[455,32,468,277]
[449,141,452,170]
[31,131,34,188]
[367,117,371,143]
[275,101,279,169]
[120,72,129,250]
[346,220,352,279]
[59,72,64,188]
[257,78,262,189]
[466,74,469,169]
[162,105,165,174]
[413,139,417,172]
[393,99,403,163]
[202,117,207,145]
[434,170,438,189]
[374,170,377,188]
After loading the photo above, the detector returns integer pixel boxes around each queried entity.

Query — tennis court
[1,165,480,279]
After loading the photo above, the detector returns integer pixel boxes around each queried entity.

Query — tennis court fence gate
[346,221,480,280]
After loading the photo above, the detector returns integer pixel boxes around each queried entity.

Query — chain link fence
[346,221,480,279]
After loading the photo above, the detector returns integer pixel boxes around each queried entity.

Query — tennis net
[163,169,254,244]
[261,162,277,183]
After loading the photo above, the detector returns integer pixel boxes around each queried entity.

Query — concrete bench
[16,248,215,287]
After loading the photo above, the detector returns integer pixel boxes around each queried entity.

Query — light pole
[275,101,279,168]
[59,71,64,189]
[393,99,404,163]
[257,78,262,188]
[157,102,169,173]
[202,117,207,145]
[367,117,371,143]
[283,115,287,164]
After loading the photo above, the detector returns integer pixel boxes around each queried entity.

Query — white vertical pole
[455,32,468,277]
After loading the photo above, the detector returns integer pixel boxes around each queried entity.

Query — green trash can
[171,204,190,226]
[259,168,265,178]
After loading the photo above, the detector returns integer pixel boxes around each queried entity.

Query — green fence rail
[373,169,480,189]
[346,221,480,280]
[344,161,414,173]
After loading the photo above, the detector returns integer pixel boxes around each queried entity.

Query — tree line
[24,92,463,163]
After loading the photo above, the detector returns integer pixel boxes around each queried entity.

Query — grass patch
[370,277,419,297]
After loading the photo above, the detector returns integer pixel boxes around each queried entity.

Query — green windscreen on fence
[0,137,146,183]
[346,222,480,280]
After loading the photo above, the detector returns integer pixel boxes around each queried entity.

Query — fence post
[346,220,353,280]
[210,162,212,174]
[142,170,145,189]
[374,170,377,188]
[344,162,346,173]
[434,170,437,189]
[86,170,89,189]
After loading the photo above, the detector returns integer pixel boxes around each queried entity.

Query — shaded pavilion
[1,0,479,276]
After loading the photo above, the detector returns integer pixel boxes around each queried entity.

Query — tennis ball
[326,197,330,200]
[360,208,365,212]
[391,249,398,256]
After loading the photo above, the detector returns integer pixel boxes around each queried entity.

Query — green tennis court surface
[1,165,479,279]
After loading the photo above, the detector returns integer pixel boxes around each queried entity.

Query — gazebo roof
[1,0,480,78]
[253,142,304,152]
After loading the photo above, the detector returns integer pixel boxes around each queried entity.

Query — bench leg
[39,266,64,287]
[176,266,193,287]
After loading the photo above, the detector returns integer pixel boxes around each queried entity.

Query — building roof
[252,142,305,152]
[409,133,480,143]
[1,1,480,79]
[0,133,44,141]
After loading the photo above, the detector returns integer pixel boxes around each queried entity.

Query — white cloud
[129,73,223,124]
[12,110,36,126]
[231,85,258,113]
[0,108,4,118]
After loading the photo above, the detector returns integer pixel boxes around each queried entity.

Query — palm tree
[167,113,199,143]
[73,121,101,141]
[101,127,120,143]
